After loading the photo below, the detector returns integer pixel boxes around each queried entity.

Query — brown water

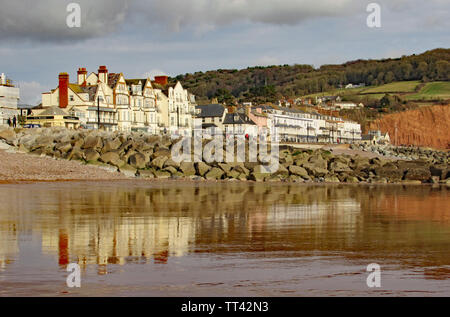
[0,181,449,296]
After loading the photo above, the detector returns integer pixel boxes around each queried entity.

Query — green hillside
[361,81,421,94]
[405,82,450,100]
[170,48,450,104]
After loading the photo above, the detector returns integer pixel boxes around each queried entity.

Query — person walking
[7,118,11,127]
[12,115,17,128]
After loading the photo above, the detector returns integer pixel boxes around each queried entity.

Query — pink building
[248,107,271,137]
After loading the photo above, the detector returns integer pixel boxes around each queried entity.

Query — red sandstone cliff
[367,105,450,150]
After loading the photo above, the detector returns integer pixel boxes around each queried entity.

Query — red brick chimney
[77,67,87,86]
[98,65,108,84]
[58,72,69,108]
[154,75,168,86]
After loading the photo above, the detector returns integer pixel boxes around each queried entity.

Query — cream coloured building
[40,66,196,134]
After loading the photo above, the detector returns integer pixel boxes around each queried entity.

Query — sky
[0,0,449,105]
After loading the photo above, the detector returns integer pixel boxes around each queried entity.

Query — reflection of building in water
[40,215,196,267]
[268,199,360,227]
[0,222,18,271]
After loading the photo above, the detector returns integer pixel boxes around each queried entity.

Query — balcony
[87,118,117,125]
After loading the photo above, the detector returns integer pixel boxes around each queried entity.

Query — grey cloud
[0,0,129,42]
[132,0,363,31]
[1,0,449,42]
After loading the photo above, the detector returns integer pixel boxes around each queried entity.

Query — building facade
[40,66,196,134]
[0,73,20,125]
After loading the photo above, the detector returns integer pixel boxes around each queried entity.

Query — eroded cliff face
[368,105,450,150]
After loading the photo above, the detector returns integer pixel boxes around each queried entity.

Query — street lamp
[97,96,100,130]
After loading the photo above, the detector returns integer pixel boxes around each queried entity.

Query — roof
[361,134,375,141]
[39,106,70,116]
[18,104,39,109]
[202,123,218,128]
[84,85,98,101]
[223,113,255,125]
[68,83,85,94]
[195,104,225,118]
[125,79,144,86]
[108,73,121,89]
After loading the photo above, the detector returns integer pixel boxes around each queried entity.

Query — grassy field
[304,81,449,103]
[404,82,450,101]
[360,81,421,94]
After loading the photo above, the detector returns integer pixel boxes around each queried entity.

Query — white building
[259,105,361,144]
[0,73,20,125]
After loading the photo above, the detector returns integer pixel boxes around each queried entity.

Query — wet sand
[0,182,449,296]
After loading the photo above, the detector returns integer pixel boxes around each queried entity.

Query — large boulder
[374,166,404,182]
[152,148,171,159]
[302,163,328,178]
[83,135,103,150]
[253,165,273,174]
[329,161,351,173]
[231,165,250,176]
[31,135,54,151]
[164,158,181,169]
[67,147,84,161]
[100,151,125,167]
[84,148,100,162]
[307,154,328,170]
[205,167,224,180]
[195,162,211,176]
[404,168,431,182]
[129,152,148,169]
[0,129,16,144]
[430,165,449,180]
[288,165,309,178]
[103,138,122,153]
[179,162,196,176]
[139,169,155,179]
[154,170,171,179]
[55,142,72,154]
[119,165,138,177]
[150,156,169,169]
[249,172,266,182]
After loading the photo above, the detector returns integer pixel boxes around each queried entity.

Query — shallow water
[0,181,449,296]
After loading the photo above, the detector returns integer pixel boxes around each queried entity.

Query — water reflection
[0,182,449,279]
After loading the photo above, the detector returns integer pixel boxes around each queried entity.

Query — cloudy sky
[0,0,449,104]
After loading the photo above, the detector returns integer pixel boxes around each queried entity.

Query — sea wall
[0,127,449,184]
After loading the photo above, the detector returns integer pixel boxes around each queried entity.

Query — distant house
[334,102,362,110]
[26,106,80,129]
[316,95,341,105]
[223,112,257,137]
[360,134,377,145]
[195,104,227,134]
[248,106,271,137]
[345,83,366,89]
[359,130,390,145]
